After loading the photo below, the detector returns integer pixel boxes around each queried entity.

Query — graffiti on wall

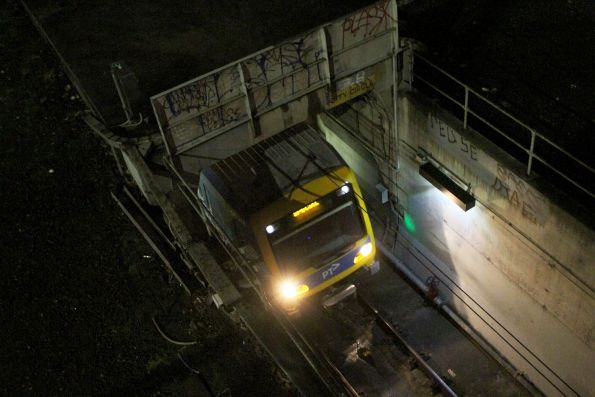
[491,164,549,225]
[243,35,325,112]
[151,0,398,155]
[152,30,327,146]
[427,114,549,225]
[428,114,480,163]
[341,0,397,49]
[154,66,244,138]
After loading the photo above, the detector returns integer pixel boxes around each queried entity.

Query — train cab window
[268,184,365,272]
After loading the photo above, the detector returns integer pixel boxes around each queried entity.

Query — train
[197,123,376,307]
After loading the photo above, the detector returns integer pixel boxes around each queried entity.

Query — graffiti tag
[244,37,324,111]
[429,114,478,161]
[341,0,396,49]
[491,163,548,225]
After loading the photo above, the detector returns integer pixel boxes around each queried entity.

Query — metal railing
[412,52,595,201]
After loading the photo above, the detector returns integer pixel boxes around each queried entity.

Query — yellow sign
[329,74,375,108]
[292,201,320,217]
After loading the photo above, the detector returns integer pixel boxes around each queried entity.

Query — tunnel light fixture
[419,162,475,211]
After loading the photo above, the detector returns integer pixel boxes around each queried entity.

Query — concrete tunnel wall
[394,92,595,396]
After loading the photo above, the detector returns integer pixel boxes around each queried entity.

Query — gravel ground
[0,2,292,396]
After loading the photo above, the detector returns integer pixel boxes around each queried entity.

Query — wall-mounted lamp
[419,162,475,211]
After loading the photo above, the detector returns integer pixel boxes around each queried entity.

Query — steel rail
[370,193,580,396]
[273,308,352,397]
[164,155,360,396]
[19,0,105,123]
[357,294,459,397]
[317,348,361,397]
[110,190,194,295]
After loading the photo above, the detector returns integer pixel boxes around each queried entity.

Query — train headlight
[279,280,309,300]
[353,242,373,264]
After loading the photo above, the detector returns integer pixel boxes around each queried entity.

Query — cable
[177,351,218,397]
[177,351,201,374]
[151,316,197,346]
[388,228,579,396]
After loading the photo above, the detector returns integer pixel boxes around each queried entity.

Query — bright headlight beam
[279,280,309,300]
[265,224,275,234]
[280,280,298,299]
[340,185,350,195]
[354,242,373,264]
[359,242,372,257]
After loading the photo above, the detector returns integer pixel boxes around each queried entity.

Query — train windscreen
[268,184,365,272]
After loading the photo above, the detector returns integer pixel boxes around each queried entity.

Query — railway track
[112,180,503,397]
[113,185,461,396]
[287,281,459,397]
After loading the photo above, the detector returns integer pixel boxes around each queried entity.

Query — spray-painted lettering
[155,68,244,137]
[244,37,324,111]
[341,0,396,49]
[491,163,548,225]
[430,114,478,161]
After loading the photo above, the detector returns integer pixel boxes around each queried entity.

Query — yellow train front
[197,124,376,308]
[252,166,375,306]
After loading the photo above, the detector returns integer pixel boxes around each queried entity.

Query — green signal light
[404,212,416,234]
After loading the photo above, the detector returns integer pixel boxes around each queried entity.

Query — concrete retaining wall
[394,92,595,396]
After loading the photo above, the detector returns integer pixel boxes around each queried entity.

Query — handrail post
[527,129,536,176]
[413,50,593,198]
[463,86,469,129]
[409,49,414,90]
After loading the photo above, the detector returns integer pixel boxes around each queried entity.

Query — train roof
[200,124,344,217]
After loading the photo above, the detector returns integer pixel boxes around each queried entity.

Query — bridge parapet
[405,50,595,210]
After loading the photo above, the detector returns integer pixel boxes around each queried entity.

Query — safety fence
[411,52,595,207]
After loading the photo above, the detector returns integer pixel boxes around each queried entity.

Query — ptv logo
[322,263,341,280]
